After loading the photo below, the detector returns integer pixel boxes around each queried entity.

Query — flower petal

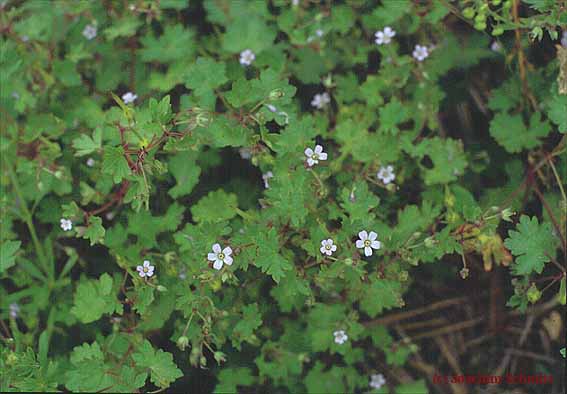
[319,152,327,160]
[356,239,364,248]
[224,255,233,266]
[143,260,151,267]
[136,266,144,272]
[371,240,381,250]
[364,246,373,257]
[223,246,232,256]
[212,243,221,253]
[314,145,323,154]
[321,240,327,246]
[304,147,314,157]
[207,253,217,261]
[213,260,223,270]
[138,271,146,278]
[331,245,337,252]
[368,231,377,241]
[320,246,327,254]
[307,158,316,167]
[358,230,368,240]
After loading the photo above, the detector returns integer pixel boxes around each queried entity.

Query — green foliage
[504,215,559,275]
[1,0,564,392]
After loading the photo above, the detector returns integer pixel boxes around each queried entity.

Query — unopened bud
[177,336,189,350]
[269,89,284,100]
[156,285,167,292]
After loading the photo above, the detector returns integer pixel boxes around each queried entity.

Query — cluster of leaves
[1,0,565,392]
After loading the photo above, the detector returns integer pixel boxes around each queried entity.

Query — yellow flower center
[364,240,371,247]
[143,267,149,273]
[218,253,225,260]
[325,244,331,250]
[311,154,318,160]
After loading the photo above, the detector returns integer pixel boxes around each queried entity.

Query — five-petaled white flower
[369,373,386,390]
[320,239,337,256]
[304,144,327,167]
[137,260,155,278]
[239,49,255,66]
[315,29,324,37]
[562,31,567,48]
[9,303,20,319]
[311,92,331,109]
[333,330,348,344]
[208,243,233,270]
[377,165,395,184]
[86,158,95,167]
[122,92,137,104]
[262,171,273,189]
[356,230,381,257]
[374,27,396,45]
[412,44,429,62]
[60,218,73,231]
[82,24,97,40]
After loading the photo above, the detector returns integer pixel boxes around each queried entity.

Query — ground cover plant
[0,0,566,393]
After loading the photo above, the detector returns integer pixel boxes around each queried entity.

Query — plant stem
[4,158,49,277]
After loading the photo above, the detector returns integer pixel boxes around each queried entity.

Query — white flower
[136,260,155,278]
[377,165,395,184]
[356,230,381,257]
[304,144,327,167]
[561,31,567,48]
[374,26,396,45]
[86,158,95,167]
[238,147,252,160]
[262,171,273,189]
[239,49,255,66]
[60,218,73,231]
[266,104,277,113]
[21,35,29,42]
[105,211,116,220]
[207,243,233,270]
[370,373,386,390]
[315,29,324,37]
[310,92,331,109]
[292,0,299,5]
[82,24,97,40]
[11,92,19,100]
[320,239,337,256]
[122,92,137,104]
[490,41,502,52]
[412,44,429,62]
[333,330,348,344]
[9,303,20,319]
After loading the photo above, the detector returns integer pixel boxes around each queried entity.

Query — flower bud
[501,208,514,222]
[460,267,469,279]
[269,89,284,100]
[463,7,475,19]
[424,236,437,248]
[156,285,167,292]
[527,283,541,304]
[177,336,189,350]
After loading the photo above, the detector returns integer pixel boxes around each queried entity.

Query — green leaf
[489,112,552,153]
[547,93,567,133]
[140,24,195,63]
[72,128,102,157]
[359,279,403,317]
[222,16,276,53]
[232,303,263,349]
[408,137,467,185]
[185,57,227,97]
[254,228,292,283]
[190,189,238,223]
[81,216,106,246]
[132,340,182,389]
[504,215,559,275]
[395,380,429,394]
[0,240,21,273]
[214,368,255,393]
[168,151,200,198]
[71,273,122,323]
[102,146,131,183]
